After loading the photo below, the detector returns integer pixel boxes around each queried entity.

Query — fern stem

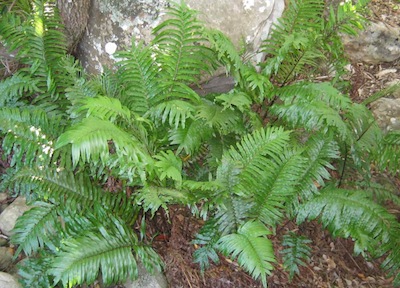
[338,144,348,187]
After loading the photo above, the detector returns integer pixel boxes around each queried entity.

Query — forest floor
[150,0,400,287]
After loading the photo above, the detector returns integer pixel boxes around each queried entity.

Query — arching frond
[0,107,60,169]
[217,220,275,287]
[49,220,152,287]
[0,72,40,106]
[12,201,61,256]
[376,131,400,175]
[296,187,400,256]
[55,117,150,167]
[116,41,160,115]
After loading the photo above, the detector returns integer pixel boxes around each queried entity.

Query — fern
[297,187,400,256]
[12,201,61,256]
[50,217,161,287]
[280,232,312,281]
[116,41,160,115]
[147,1,217,128]
[218,220,275,287]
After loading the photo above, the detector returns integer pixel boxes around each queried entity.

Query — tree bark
[57,0,91,53]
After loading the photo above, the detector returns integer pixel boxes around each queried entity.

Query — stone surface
[0,247,13,271]
[0,272,20,288]
[124,262,168,288]
[342,22,400,64]
[0,197,29,236]
[0,194,6,203]
[76,0,284,73]
[370,98,400,132]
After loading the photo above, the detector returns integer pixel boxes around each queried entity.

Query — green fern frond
[152,2,215,85]
[376,131,400,174]
[154,150,183,186]
[11,201,61,256]
[0,72,40,106]
[294,134,339,202]
[11,167,139,223]
[56,117,150,167]
[72,95,131,122]
[50,223,140,287]
[116,41,160,115]
[225,126,291,166]
[17,251,54,288]
[218,220,275,287]
[192,219,221,271]
[248,150,308,225]
[149,99,196,128]
[168,119,213,155]
[0,107,59,169]
[296,187,400,256]
[204,28,245,76]
[196,98,242,133]
[280,232,312,281]
[138,185,189,216]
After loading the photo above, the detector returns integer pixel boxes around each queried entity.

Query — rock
[0,238,7,247]
[0,197,30,237]
[0,272,21,288]
[370,98,400,132]
[386,79,400,99]
[124,262,168,288]
[76,0,285,73]
[0,194,7,203]
[0,247,13,271]
[342,22,400,64]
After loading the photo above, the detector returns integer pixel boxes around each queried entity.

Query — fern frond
[72,95,131,122]
[154,150,183,187]
[55,117,150,167]
[192,219,221,271]
[149,99,196,128]
[0,107,60,169]
[168,119,213,155]
[137,185,189,216]
[152,2,215,85]
[11,201,61,256]
[376,131,400,174]
[296,187,400,256]
[17,250,54,288]
[280,232,312,281]
[196,98,242,133]
[0,72,40,106]
[294,134,339,203]
[50,222,141,287]
[116,41,160,115]
[218,220,275,287]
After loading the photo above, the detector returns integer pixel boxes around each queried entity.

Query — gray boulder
[0,272,21,288]
[76,0,284,73]
[342,22,400,64]
[0,247,13,271]
[370,98,400,132]
[0,197,30,237]
[124,262,168,288]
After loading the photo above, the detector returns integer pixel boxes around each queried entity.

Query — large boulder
[76,0,285,73]
[342,22,400,64]
[0,272,21,288]
[0,197,29,237]
[370,98,400,132]
[124,262,168,288]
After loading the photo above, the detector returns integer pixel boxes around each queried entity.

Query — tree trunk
[57,0,91,53]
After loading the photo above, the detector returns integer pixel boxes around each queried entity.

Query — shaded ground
[148,205,394,288]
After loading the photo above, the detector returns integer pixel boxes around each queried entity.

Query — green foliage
[280,232,312,280]
[1,0,399,287]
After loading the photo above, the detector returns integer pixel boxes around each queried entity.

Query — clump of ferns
[0,0,399,287]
